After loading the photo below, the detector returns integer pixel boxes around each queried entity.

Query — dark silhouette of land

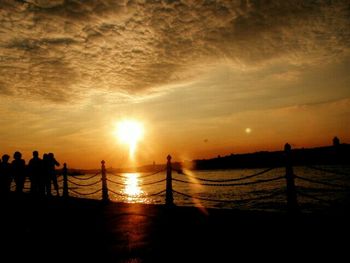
[192,141,350,170]
[60,139,350,174]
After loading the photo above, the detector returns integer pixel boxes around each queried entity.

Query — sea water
[60,165,350,213]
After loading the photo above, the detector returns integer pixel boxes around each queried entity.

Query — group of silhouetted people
[0,151,60,198]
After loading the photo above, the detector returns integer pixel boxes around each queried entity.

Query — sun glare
[124,173,142,197]
[115,120,144,157]
[245,128,252,134]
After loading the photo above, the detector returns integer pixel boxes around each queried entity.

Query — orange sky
[1,1,350,168]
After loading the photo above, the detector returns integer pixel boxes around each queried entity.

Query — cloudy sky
[1,0,349,168]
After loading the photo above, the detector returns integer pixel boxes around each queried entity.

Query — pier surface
[1,194,349,262]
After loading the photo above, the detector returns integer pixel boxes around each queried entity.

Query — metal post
[166,155,174,207]
[63,163,69,198]
[101,160,109,202]
[284,143,299,214]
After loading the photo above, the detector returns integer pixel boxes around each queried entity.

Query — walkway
[1,193,349,262]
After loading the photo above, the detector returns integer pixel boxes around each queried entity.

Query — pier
[1,144,350,262]
[1,191,349,262]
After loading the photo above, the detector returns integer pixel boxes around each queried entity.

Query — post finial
[167,155,171,162]
[101,160,105,165]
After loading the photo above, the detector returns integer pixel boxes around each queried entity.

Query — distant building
[333,136,340,147]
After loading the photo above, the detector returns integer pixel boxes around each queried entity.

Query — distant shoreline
[62,143,350,173]
[191,143,350,170]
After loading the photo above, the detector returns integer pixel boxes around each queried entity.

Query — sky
[0,0,350,169]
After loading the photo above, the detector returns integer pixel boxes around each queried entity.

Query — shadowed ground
[1,193,349,262]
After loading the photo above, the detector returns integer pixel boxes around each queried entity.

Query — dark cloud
[0,0,349,102]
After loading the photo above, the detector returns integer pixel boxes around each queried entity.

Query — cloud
[0,0,349,102]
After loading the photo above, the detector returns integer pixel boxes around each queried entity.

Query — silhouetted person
[47,153,60,197]
[0,154,11,196]
[43,153,50,196]
[28,151,44,196]
[11,151,26,194]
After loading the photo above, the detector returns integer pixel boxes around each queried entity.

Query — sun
[115,120,144,158]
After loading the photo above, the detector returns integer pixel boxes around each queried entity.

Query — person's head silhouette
[2,154,10,163]
[33,151,39,158]
[14,151,22,160]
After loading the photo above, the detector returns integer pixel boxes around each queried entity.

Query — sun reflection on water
[122,173,145,203]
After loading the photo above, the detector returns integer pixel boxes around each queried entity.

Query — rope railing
[297,185,349,193]
[67,178,101,187]
[69,188,102,196]
[7,143,347,214]
[107,177,166,186]
[172,176,285,187]
[174,167,276,182]
[296,191,337,205]
[108,188,166,198]
[295,174,350,189]
[305,165,350,176]
[139,178,166,186]
[57,177,64,183]
[106,178,127,186]
[107,168,166,179]
[70,172,100,181]
[172,189,284,204]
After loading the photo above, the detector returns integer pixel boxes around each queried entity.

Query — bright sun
[115,120,144,158]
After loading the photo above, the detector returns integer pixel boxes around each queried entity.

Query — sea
[19,165,350,213]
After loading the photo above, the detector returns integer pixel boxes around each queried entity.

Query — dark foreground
[1,193,349,262]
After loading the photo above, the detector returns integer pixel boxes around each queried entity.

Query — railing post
[166,155,174,207]
[63,163,69,198]
[284,143,299,214]
[101,160,109,202]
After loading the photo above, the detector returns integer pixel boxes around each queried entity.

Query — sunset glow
[115,120,144,158]
[0,1,349,169]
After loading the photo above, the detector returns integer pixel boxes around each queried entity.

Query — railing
[7,143,350,214]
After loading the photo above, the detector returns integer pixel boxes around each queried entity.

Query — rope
[297,191,336,205]
[107,177,166,186]
[306,165,350,176]
[175,167,276,182]
[106,178,127,186]
[107,168,166,179]
[106,188,126,196]
[297,186,349,193]
[172,189,283,203]
[139,178,166,186]
[135,169,165,178]
[69,188,102,196]
[108,188,166,198]
[172,176,284,187]
[295,175,350,189]
[147,189,166,197]
[70,172,100,181]
[67,179,101,187]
